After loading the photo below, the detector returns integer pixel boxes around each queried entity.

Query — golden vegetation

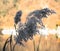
[0,0,60,29]
[0,0,60,51]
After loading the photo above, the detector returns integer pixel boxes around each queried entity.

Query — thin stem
[13,43,17,51]
[10,35,13,51]
[37,35,42,51]
[3,35,11,51]
[14,24,18,35]
[33,38,35,51]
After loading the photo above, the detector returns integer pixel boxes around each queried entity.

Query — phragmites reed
[14,10,22,24]
[14,8,56,51]
[3,8,56,51]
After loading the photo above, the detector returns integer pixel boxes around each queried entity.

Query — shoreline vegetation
[0,34,60,51]
[0,0,60,51]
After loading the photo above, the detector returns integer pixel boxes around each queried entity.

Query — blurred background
[0,0,60,51]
